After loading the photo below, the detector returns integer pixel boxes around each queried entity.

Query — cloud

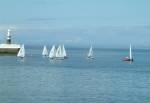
[64,37,82,43]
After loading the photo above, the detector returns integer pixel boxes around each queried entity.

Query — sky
[0,0,150,48]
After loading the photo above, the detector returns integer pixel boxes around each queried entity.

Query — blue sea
[0,47,150,103]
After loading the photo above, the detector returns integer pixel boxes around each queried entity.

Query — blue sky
[0,0,150,48]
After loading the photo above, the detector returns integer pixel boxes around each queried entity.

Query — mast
[55,45,64,58]
[129,44,132,60]
[62,45,67,57]
[6,29,11,44]
[88,46,93,57]
[56,45,61,57]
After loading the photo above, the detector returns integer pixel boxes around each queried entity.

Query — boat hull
[123,58,133,62]
[49,57,55,59]
[49,56,67,60]
[87,56,94,59]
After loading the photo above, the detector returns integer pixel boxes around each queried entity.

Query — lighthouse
[6,29,11,44]
[0,29,21,54]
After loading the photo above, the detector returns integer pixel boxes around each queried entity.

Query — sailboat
[123,44,133,61]
[62,45,67,58]
[42,45,48,57]
[55,45,64,59]
[49,45,56,59]
[87,46,94,59]
[17,44,25,58]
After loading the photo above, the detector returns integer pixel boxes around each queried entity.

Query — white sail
[129,44,132,60]
[62,45,67,57]
[87,46,94,58]
[49,45,56,58]
[55,45,64,59]
[17,45,25,58]
[42,45,48,56]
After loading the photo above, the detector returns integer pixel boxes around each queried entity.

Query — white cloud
[64,37,82,43]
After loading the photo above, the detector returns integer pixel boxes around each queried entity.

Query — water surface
[0,48,150,103]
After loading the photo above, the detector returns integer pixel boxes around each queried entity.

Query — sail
[42,46,48,56]
[49,45,56,58]
[55,45,64,58]
[17,45,25,58]
[62,45,67,57]
[56,45,61,57]
[129,44,132,59]
[88,46,93,58]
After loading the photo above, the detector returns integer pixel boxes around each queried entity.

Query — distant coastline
[25,45,150,51]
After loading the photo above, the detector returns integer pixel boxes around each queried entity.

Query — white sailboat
[49,45,56,59]
[123,44,133,61]
[62,45,67,58]
[42,45,48,57]
[55,45,64,59]
[87,46,94,59]
[17,44,25,58]
[129,44,132,60]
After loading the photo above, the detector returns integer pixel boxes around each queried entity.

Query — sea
[0,47,150,103]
